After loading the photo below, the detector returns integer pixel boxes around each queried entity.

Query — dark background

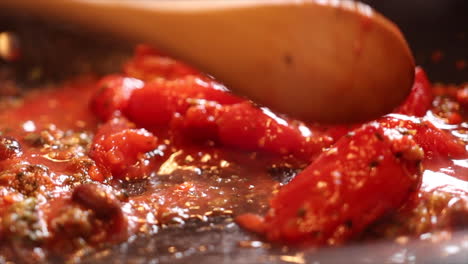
[363,0,468,83]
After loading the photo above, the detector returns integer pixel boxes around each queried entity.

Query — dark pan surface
[0,1,467,263]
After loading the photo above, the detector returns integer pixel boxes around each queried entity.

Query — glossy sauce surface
[0,45,466,262]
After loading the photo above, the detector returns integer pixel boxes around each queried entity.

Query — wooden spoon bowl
[1,0,415,123]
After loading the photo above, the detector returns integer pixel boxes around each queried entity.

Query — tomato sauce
[0,45,466,262]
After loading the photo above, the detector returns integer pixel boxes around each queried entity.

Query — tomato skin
[380,115,467,160]
[123,44,199,80]
[125,76,242,127]
[124,78,187,127]
[217,103,304,158]
[170,103,222,143]
[236,213,266,234]
[89,117,158,180]
[395,67,433,117]
[171,102,334,160]
[90,75,143,121]
[256,124,423,245]
[217,103,334,160]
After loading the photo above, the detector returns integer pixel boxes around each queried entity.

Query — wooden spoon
[1,0,415,123]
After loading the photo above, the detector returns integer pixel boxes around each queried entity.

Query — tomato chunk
[125,76,242,127]
[395,67,433,117]
[170,103,222,143]
[90,75,143,121]
[90,117,158,180]
[123,44,200,80]
[171,102,334,160]
[380,115,466,160]
[240,123,423,245]
[216,103,333,160]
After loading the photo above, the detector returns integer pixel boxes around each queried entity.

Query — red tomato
[380,115,466,160]
[90,75,143,121]
[171,101,334,160]
[394,67,433,117]
[240,123,423,245]
[216,103,333,160]
[170,103,222,143]
[123,44,199,80]
[125,76,241,127]
[90,117,158,180]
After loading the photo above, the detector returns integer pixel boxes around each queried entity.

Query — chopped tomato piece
[171,102,334,160]
[123,44,199,80]
[395,67,433,117]
[216,103,333,160]
[125,76,242,127]
[446,112,463,125]
[236,213,266,234]
[246,123,423,245]
[124,78,186,126]
[380,115,466,160]
[90,75,143,121]
[170,103,222,143]
[90,117,158,180]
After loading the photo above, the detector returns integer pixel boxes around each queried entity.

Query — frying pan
[0,0,467,263]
